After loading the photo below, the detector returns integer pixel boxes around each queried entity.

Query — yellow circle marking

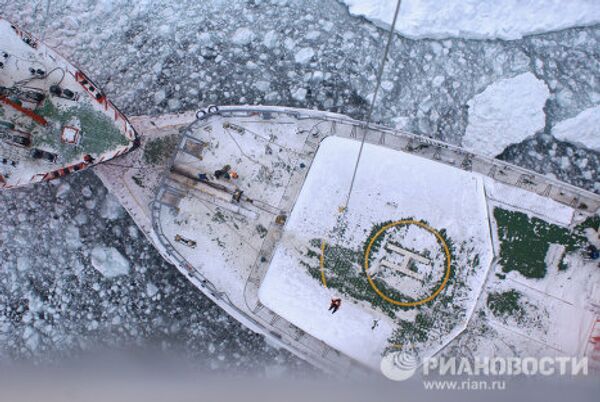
[319,239,328,288]
[364,220,452,307]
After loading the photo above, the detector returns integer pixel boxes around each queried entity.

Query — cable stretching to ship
[343,0,402,211]
[319,0,403,309]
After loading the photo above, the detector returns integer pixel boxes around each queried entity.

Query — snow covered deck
[98,105,600,375]
[258,136,494,368]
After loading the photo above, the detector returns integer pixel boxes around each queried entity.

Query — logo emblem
[380,350,418,381]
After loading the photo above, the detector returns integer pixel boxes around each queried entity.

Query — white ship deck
[96,106,600,376]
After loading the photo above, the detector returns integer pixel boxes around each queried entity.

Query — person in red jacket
[328,297,342,314]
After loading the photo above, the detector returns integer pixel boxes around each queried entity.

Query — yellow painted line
[319,239,328,288]
[364,220,452,307]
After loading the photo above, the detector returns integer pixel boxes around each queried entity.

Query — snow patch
[584,228,600,249]
[231,28,255,46]
[16,256,31,272]
[341,0,600,40]
[484,178,574,227]
[154,89,167,104]
[23,326,40,352]
[391,116,409,130]
[146,282,159,298]
[263,30,278,49]
[463,72,549,158]
[64,224,83,250]
[254,80,271,92]
[552,105,600,152]
[55,182,71,198]
[100,193,125,221]
[291,87,307,102]
[81,186,93,198]
[294,47,315,64]
[90,246,130,278]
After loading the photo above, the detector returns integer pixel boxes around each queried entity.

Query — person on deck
[214,164,232,180]
[328,297,341,314]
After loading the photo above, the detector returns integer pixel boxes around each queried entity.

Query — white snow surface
[100,193,125,221]
[294,47,315,64]
[259,136,493,368]
[341,0,600,40]
[463,72,549,158]
[552,105,600,152]
[90,246,131,278]
[231,27,255,45]
[484,178,574,226]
